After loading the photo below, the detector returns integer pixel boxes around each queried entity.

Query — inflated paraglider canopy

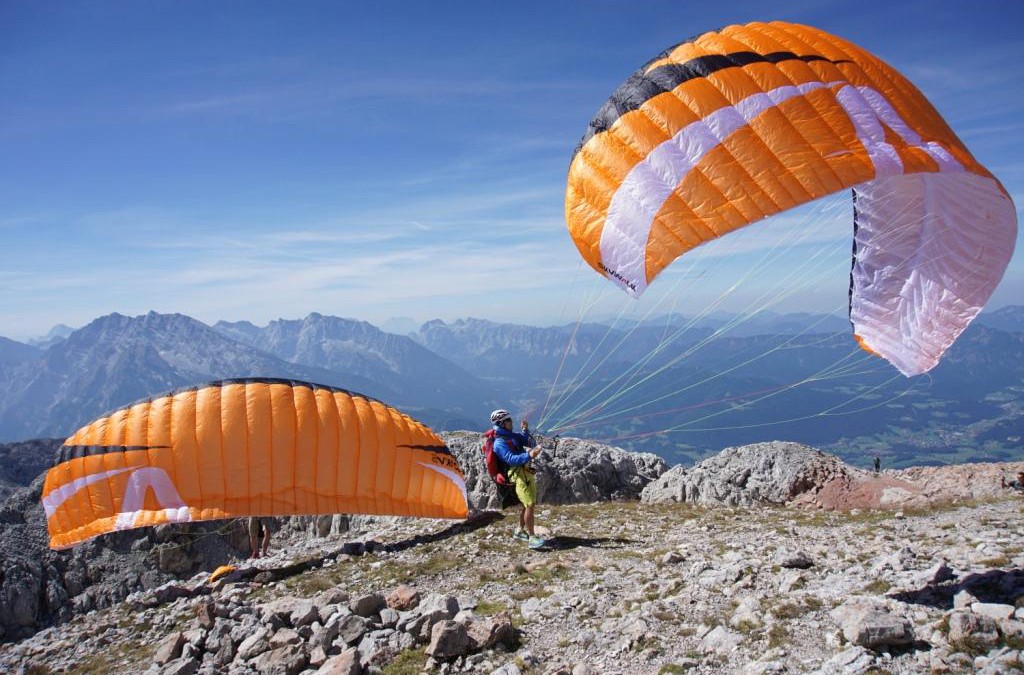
[566,21,1017,377]
[42,378,468,549]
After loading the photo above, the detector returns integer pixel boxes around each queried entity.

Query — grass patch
[478,569,502,583]
[527,561,572,583]
[771,603,805,620]
[290,574,336,594]
[652,608,680,623]
[70,637,156,675]
[733,619,760,634]
[767,595,823,621]
[949,635,996,657]
[861,579,892,595]
[979,555,1011,568]
[508,585,552,601]
[380,648,427,674]
[475,599,508,616]
[632,635,662,654]
[22,666,55,675]
[658,665,694,674]
[767,624,789,649]
[1003,632,1024,651]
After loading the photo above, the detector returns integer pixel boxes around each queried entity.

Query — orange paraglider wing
[42,378,468,549]
[566,21,1016,375]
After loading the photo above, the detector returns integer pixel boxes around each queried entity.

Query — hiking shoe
[528,536,546,549]
[513,530,529,541]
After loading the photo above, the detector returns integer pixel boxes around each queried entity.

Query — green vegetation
[769,595,823,619]
[861,579,892,595]
[21,666,55,675]
[475,598,508,616]
[771,602,807,620]
[509,585,552,602]
[658,665,694,674]
[1002,632,1024,652]
[978,554,1011,568]
[949,635,996,657]
[767,624,789,649]
[632,635,662,654]
[73,638,156,675]
[380,648,427,675]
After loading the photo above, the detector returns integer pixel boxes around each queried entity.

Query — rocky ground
[3,494,1024,674]
[4,438,1024,674]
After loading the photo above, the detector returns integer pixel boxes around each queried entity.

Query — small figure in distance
[873,456,881,474]
[490,409,545,549]
[1001,471,1024,493]
[247,517,273,559]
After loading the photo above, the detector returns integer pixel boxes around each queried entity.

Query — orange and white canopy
[566,21,1016,376]
[42,378,468,549]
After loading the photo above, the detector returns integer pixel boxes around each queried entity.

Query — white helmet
[490,409,511,425]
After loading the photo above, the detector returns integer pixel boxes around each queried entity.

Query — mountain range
[1,308,1021,470]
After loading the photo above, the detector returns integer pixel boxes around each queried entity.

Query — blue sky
[2,0,1022,339]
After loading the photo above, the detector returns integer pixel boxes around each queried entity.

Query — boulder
[701,625,743,655]
[335,614,369,646]
[730,597,763,629]
[153,632,185,665]
[251,643,308,675]
[158,656,200,675]
[401,593,460,639]
[386,585,421,611]
[642,442,848,507]
[831,602,914,649]
[350,592,386,618]
[313,588,350,617]
[309,646,328,669]
[467,612,516,650]
[948,610,1000,647]
[954,590,979,609]
[1,564,41,628]
[262,597,319,628]
[195,599,216,629]
[269,628,302,649]
[237,627,272,661]
[917,561,956,586]
[426,620,471,659]
[317,648,361,674]
[814,646,875,674]
[311,615,341,651]
[776,550,814,569]
[971,603,1015,621]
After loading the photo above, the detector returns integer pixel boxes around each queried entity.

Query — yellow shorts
[508,466,537,507]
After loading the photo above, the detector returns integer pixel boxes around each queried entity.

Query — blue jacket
[493,425,536,467]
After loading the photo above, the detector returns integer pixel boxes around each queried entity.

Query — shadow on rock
[242,511,507,584]
[890,567,1024,610]
[384,510,505,554]
[539,535,632,551]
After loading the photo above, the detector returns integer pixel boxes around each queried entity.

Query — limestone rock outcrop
[442,432,667,509]
[641,441,848,507]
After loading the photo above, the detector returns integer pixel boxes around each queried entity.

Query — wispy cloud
[162,92,277,115]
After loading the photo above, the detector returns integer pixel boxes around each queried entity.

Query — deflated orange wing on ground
[566,21,1016,376]
[42,378,468,549]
